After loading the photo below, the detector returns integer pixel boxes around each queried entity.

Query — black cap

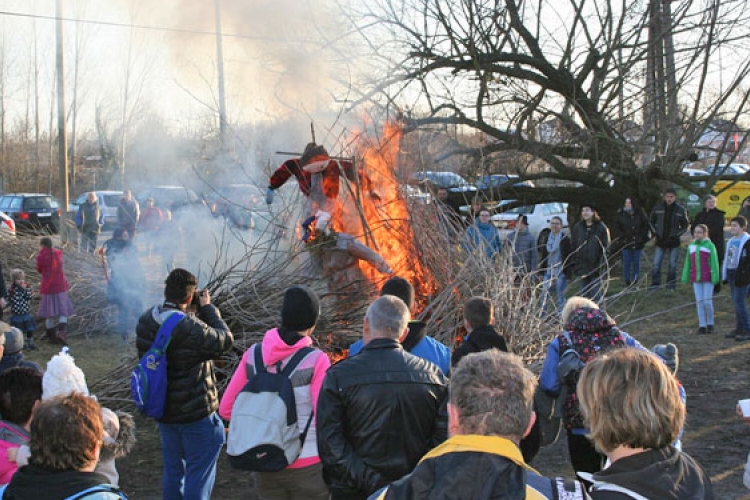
[281,286,320,331]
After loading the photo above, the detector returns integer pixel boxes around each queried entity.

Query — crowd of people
[2,170,749,499]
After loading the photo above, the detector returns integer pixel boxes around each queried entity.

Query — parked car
[0,193,61,234]
[68,190,123,228]
[490,200,569,248]
[0,210,16,239]
[204,184,267,229]
[475,174,535,190]
[407,171,478,207]
[704,163,750,176]
[681,167,709,177]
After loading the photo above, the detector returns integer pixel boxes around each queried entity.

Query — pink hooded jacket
[219,328,331,468]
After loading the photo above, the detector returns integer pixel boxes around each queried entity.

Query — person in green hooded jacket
[682,223,720,334]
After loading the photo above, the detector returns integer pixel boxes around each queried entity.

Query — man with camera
[136,268,234,500]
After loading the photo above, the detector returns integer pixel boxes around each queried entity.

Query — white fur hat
[42,347,90,399]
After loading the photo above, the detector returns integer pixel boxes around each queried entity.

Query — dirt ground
[6,234,750,499]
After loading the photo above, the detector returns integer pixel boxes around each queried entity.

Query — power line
[0,9,273,41]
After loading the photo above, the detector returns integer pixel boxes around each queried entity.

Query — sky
[0,0,372,139]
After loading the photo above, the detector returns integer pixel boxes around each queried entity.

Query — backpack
[130,311,185,420]
[557,328,623,429]
[226,344,315,472]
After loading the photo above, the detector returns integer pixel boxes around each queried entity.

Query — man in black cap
[316,296,448,500]
[136,268,233,500]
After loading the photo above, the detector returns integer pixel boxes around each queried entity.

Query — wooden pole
[55,0,69,243]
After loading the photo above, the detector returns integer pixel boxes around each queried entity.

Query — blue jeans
[580,275,603,304]
[651,246,680,289]
[540,270,567,318]
[159,412,225,500]
[622,248,642,284]
[727,269,750,333]
[692,282,714,327]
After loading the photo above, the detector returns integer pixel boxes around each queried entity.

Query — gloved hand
[266,187,275,205]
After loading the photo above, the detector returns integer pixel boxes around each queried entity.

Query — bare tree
[352,0,750,216]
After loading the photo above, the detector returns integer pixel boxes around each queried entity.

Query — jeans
[692,282,715,327]
[540,270,567,318]
[80,231,98,253]
[159,412,225,500]
[651,246,680,289]
[622,248,642,284]
[727,269,750,333]
[580,275,603,304]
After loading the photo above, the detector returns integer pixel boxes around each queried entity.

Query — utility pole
[56,0,69,243]
[215,0,228,152]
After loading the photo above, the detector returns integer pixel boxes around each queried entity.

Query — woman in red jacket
[36,237,75,344]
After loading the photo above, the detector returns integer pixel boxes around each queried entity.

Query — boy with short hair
[452,297,508,367]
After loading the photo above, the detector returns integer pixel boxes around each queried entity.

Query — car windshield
[24,197,55,210]
[103,194,122,206]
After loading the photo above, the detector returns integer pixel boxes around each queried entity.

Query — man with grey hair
[370,350,588,499]
[317,296,448,500]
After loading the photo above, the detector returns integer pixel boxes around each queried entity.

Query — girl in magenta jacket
[681,224,720,334]
[35,237,75,344]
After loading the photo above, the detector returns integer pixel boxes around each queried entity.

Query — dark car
[475,174,535,203]
[407,171,478,207]
[0,193,62,233]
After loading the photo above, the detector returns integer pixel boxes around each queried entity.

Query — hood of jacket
[261,327,313,366]
[590,447,713,500]
[564,307,615,334]
[3,465,116,500]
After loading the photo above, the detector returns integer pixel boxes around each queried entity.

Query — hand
[266,187,275,205]
[198,289,211,307]
[0,298,6,309]
[7,447,17,463]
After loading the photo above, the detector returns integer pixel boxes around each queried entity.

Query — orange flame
[335,122,437,300]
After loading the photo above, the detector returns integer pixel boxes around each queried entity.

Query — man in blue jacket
[348,277,450,374]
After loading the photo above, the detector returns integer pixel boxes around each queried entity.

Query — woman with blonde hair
[578,348,714,498]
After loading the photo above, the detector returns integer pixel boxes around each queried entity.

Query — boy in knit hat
[220,285,331,500]
[0,324,41,374]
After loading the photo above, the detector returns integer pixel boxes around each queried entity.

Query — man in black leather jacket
[317,296,448,500]
[136,268,233,500]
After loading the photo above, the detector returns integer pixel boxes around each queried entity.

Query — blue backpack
[131,311,185,420]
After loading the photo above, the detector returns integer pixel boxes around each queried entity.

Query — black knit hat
[281,285,320,331]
